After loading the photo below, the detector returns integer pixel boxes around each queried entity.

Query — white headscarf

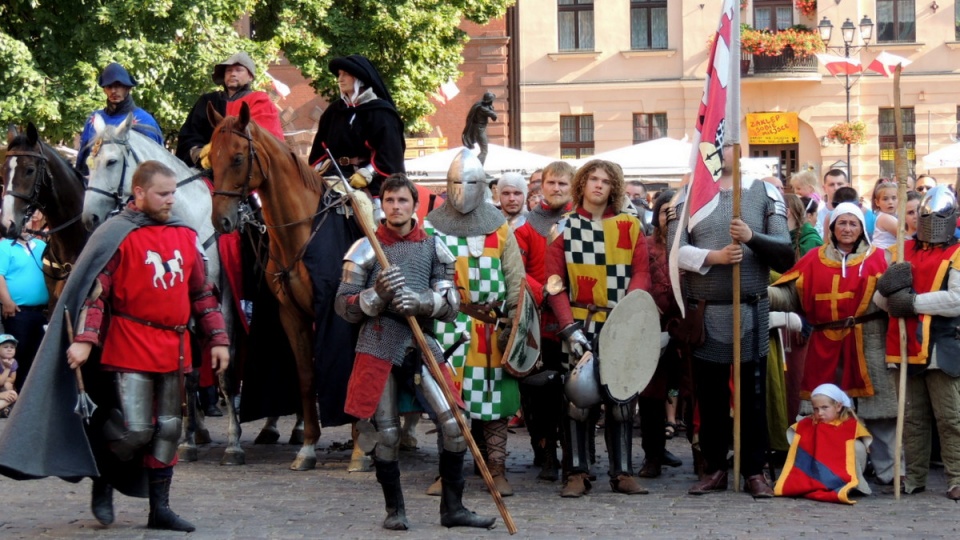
[811,383,852,408]
[829,202,871,278]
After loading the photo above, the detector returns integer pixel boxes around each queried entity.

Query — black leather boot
[147,467,196,532]
[91,478,114,526]
[374,459,410,530]
[439,450,496,529]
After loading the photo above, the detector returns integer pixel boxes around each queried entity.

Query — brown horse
[206,102,364,470]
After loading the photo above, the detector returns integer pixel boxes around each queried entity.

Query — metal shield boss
[565,351,601,408]
[501,282,541,378]
[598,289,661,403]
[446,149,486,214]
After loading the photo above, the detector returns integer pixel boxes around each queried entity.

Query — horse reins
[211,124,345,319]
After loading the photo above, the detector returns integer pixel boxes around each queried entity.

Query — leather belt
[570,302,612,332]
[688,291,768,306]
[812,311,887,331]
[17,304,46,312]
[338,156,362,166]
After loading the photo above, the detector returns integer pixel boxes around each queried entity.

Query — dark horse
[2,123,88,306]
[206,102,364,470]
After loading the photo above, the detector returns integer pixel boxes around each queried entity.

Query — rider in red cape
[0,161,229,532]
[176,51,283,168]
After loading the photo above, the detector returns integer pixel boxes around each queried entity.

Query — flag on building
[867,51,912,77]
[266,72,291,98]
[669,0,740,314]
[434,79,461,104]
[815,53,863,76]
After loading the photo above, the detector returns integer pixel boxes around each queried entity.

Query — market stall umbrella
[571,137,692,177]
[922,142,960,170]
[405,144,554,180]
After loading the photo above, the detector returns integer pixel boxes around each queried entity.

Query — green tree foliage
[0,1,277,144]
[253,0,514,133]
[1,0,512,145]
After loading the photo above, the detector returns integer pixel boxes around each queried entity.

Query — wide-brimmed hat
[0,334,18,346]
[98,63,137,88]
[213,52,256,85]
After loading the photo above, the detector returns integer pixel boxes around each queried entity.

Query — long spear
[730,4,743,492]
[324,147,517,534]
[892,64,909,501]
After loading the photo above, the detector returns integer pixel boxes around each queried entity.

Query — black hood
[329,55,397,109]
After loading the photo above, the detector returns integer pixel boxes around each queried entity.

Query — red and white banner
[433,79,461,104]
[867,51,912,77]
[686,0,738,231]
[670,0,739,315]
[815,53,863,76]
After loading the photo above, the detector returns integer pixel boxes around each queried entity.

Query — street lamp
[819,15,874,180]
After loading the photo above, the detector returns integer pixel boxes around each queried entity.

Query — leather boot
[488,461,514,497]
[560,472,591,498]
[439,450,496,529]
[91,478,114,526]
[562,416,592,482]
[744,474,774,499]
[147,467,196,532]
[606,412,646,494]
[688,469,728,495]
[538,446,560,482]
[374,459,410,530]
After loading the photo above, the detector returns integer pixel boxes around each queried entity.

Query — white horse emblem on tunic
[145,249,184,289]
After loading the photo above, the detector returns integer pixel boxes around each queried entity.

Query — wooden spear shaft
[340,185,518,534]
[892,64,909,502]
[732,143,742,492]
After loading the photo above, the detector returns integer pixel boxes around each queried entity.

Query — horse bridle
[85,136,141,216]
[211,126,270,232]
[86,136,208,216]
[4,148,50,214]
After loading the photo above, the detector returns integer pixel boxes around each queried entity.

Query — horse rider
[65,161,230,530]
[76,62,163,177]
[175,51,284,168]
[335,173,495,530]
[308,54,405,207]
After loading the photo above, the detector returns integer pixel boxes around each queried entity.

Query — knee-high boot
[147,467,195,532]
[91,478,114,526]
[374,459,410,530]
[439,450,496,529]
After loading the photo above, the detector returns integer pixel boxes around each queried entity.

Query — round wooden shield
[501,282,541,377]
[598,289,661,403]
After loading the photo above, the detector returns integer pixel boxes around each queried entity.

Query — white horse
[144,249,184,289]
[82,114,260,465]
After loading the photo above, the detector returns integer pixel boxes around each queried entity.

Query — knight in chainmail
[513,161,575,482]
[423,149,524,498]
[667,143,794,498]
[335,174,495,530]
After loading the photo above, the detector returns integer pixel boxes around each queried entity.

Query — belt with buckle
[338,156,362,166]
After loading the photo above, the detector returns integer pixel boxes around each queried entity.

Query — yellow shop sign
[747,113,799,145]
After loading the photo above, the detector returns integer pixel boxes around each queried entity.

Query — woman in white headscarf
[769,203,898,486]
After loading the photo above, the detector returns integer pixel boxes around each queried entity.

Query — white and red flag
[867,51,912,77]
[815,53,863,76]
[669,0,740,314]
[433,79,461,104]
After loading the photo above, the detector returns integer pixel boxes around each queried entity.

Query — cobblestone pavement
[2,414,958,539]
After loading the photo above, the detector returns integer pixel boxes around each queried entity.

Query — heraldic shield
[597,289,661,403]
[501,281,541,378]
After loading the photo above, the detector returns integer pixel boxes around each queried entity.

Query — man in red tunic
[513,160,575,481]
[66,161,230,531]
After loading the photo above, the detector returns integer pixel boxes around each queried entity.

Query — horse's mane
[218,115,326,195]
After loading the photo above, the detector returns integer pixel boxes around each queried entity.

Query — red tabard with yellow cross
[563,212,641,334]
[885,241,960,366]
[773,245,887,398]
[101,226,198,373]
